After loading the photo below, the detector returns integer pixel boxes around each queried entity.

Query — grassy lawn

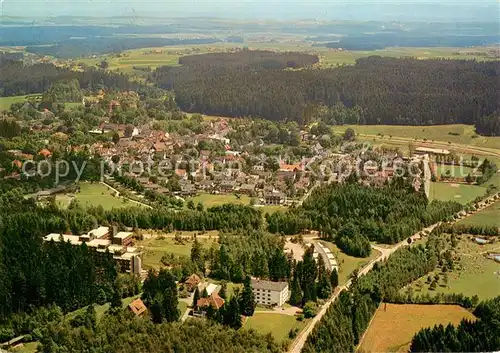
[244,313,306,344]
[405,236,500,300]
[436,165,473,178]
[188,193,287,215]
[458,200,500,228]
[331,124,500,150]
[56,183,140,210]
[359,303,476,353]
[429,182,486,204]
[137,236,217,269]
[320,241,380,285]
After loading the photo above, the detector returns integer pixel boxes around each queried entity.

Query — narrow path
[100,181,153,209]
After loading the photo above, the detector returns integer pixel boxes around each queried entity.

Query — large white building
[251,279,289,307]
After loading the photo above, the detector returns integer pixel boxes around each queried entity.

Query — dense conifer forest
[153,56,500,130]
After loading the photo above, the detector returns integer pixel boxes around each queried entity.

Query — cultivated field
[435,165,473,178]
[244,313,306,344]
[429,182,486,204]
[358,303,476,353]
[406,236,500,300]
[137,235,217,269]
[77,43,499,73]
[321,241,380,285]
[458,200,500,228]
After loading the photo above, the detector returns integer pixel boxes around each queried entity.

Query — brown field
[358,303,476,353]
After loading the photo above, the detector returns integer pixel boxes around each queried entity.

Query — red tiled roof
[128,298,147,316]
[197,293,225,310]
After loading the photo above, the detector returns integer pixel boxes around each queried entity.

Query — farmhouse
[184,274,201,291]
[251,278,289,307]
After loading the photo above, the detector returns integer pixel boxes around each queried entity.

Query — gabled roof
[197,292,225,310]
[184,273,201,286]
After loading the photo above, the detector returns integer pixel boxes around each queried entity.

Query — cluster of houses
[88,121,316,204]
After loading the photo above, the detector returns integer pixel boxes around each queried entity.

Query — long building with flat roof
[43,227,142,274]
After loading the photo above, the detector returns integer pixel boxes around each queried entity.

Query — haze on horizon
[1,0,499,22]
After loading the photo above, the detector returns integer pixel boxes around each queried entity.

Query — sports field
[358,303,476,353]
[458,200,500,228]
[405,236,500,300]
[429,182,486,204]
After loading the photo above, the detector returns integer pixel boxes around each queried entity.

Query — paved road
[100,181,153,209]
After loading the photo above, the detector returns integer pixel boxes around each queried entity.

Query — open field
[458,200,500,228]
[187,193,286,215]
[188,193,252,207]
[57,183,136,210]
[358,303,476,353]
[0,95,29,110]
[77,43,500,73]
[320,241,380,285]
[405,236,500,300]
[429,182,486,204]
[331,124,500,151]
[244,313,307,344]
[137,236,217,269]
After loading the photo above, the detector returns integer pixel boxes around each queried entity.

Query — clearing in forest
[358,303,476,353]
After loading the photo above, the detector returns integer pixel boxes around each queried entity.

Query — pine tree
[192,287,200,308]
[202,288,208,298]
[190,237,204,272]
[289,275,303,306]
[330,268,339,288]
[224,296,242,329]
[219,281,227,300]
[239,276,256,316]
[110,282,122,309]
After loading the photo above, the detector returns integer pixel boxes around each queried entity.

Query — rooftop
[88,226,109,238]
[114,232,132,239]
[251,278,288,292]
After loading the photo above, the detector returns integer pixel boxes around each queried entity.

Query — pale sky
[1,0,498,21]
